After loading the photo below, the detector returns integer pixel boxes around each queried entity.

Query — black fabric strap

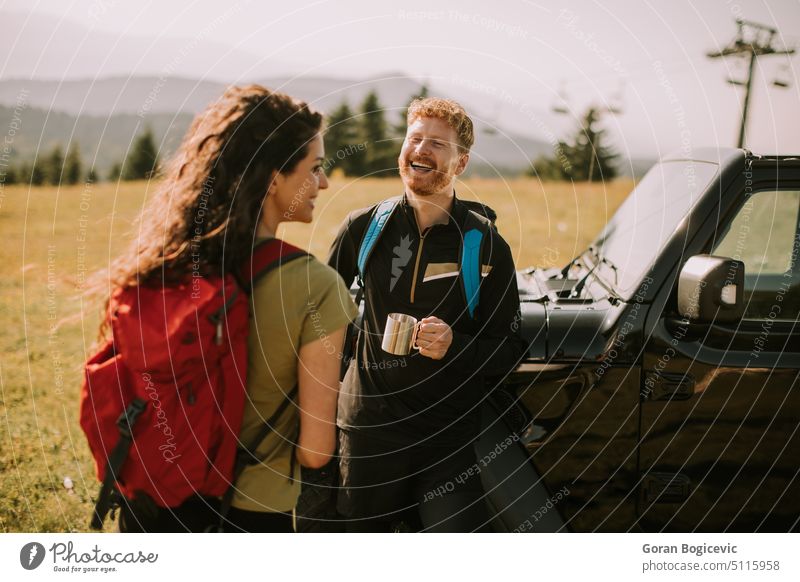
[340,284,364,381]
[212,241,310,531]
[90,398,146,530]
[339,203,383,381]
[215,385,299,532]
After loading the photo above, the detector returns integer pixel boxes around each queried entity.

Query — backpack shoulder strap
[353,199,490,319]
[89,398,147,530]
[461,210,492,319]
[214,239,310,529]
[216,385,299,532]
[213,239,309,335]
[338,198,400,381]
[356,197,401,284]
[240,238,311,292]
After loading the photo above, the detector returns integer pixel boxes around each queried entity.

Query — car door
[637,162,800,532]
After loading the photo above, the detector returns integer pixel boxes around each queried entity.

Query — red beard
[399,157,452,195]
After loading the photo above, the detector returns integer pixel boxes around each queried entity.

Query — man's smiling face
[398,116,469,196]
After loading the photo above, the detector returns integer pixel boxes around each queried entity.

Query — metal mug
[381,313,421,356]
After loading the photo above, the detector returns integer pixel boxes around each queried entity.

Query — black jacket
[328,193,527,446]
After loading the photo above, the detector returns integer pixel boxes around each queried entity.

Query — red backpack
[80,239,308,530]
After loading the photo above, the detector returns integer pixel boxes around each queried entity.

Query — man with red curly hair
[327,97,526,532]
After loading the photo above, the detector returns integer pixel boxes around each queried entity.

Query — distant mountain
[0,104,193,176]
[262,74,446,119]
[0,9,651,177]
[0,74,555,176]
[0,105,553,178]
[0,76,228,116]
[0,74,427,117]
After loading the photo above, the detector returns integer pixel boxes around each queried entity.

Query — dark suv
[504,148,799,532]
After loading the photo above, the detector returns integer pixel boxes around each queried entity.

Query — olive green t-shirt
[232,249,357,513]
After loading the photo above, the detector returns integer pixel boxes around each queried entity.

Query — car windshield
[593,160,719,294]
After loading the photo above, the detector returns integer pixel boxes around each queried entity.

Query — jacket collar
[400,190,468,231]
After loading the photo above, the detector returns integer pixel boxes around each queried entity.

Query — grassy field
[0,176,631,532]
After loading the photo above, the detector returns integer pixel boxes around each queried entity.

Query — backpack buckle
[116,399,146,439]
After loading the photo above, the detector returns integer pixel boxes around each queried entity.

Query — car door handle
[642,372,695,401]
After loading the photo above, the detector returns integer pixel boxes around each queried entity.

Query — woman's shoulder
[277,251,345,291]
[278,253,355,320]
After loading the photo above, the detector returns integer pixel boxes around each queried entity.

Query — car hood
[518,270,612,362]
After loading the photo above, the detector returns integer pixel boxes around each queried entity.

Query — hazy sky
[3,0,799,158]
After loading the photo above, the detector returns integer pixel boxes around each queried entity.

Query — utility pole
[708,19,795,148]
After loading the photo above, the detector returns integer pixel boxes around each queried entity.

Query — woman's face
[266,133,328,226]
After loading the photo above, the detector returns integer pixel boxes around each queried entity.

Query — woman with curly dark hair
[97,85,356,532]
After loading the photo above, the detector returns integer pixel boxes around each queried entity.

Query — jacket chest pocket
[421,262,460,285]
[418,262,462,304]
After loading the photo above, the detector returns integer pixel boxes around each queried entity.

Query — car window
[713,189,800,321]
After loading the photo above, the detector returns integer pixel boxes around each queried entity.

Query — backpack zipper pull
[215,321,223,345]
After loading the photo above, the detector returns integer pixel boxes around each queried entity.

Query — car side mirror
[678,255,744,324]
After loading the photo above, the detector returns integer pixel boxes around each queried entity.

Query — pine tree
[528,156,564,181]
[123,127,159,180]
[108,162,122,182]
[532,107,619,182]
[31,162,45,185]
[17,163,30,185]
[2,165,16,185]
[395,84,429,137]
[324,102,359,176]
[23,161,45,186]
[64,144,83,185]
[358,91,395,177]
[45,145,65,185]
[561,108,618,182]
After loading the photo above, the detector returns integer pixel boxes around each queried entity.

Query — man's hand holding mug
[381,313,452,360]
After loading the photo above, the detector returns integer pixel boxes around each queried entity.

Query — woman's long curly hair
[96,84,322,334]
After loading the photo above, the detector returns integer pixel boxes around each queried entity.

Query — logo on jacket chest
[390,235,413,291]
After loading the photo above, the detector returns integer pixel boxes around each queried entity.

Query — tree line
[322,87,428,177]
[1,128,159,185]
[2,88,423,186]
[530,108,618,182]
[2,90,620,185]
[326,90,619,182]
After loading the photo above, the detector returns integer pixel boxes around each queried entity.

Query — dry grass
[0,176,631,531]
[283,176,632,269]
